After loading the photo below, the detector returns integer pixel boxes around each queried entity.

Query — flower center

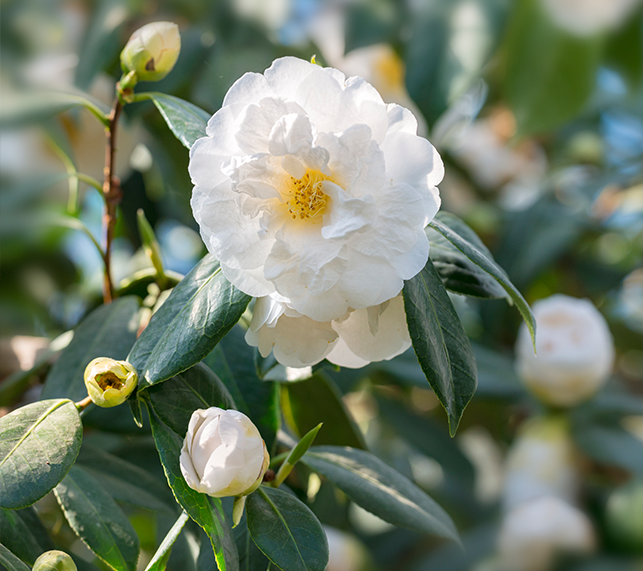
[284,170,330,220]
[96,372,124,390]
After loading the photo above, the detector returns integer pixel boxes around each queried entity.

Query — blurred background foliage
[0,0,642,570]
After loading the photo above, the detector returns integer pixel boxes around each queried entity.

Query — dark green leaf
[302,446,458,541]
[137,92,210,149]
[403,258,477,435]
[232,515,271,571]
[147,407,239,571]
[128,255,251,387]
[204,326,280,453]
[145,362,235,437]
[0,507,53,565]
[0,399,82,509]
[0,544,31,571]
[429,214,536,343]
[282,374,366,449]
[145,512,190,571]
[76,445,176,514]
[246,487,328,571]
[376,397,475,489]
[503,0,601,135]
[428,216,508,299]
[41,297,141,433]
[54,466,140,571]
[405,0,509,125]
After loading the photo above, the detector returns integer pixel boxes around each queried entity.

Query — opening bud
[84,357,137,408]
[120,22,181,83]
[33,550,78,571]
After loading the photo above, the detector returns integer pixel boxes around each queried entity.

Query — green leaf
[376,397,475,489]
[128,255,251,387]
[302,446,459,542]
[273,424,323,487]
[0,507,53,566]
[0,399,82,509]
[232,515,271,571]
[147,407,239,571]
[136,92,210,149]
[428,216,508,300]
[405,0,509,125]
[246,487,328,571]
[204,326,280,453]
[403,258,477,435]
[0,544,31,571]
[144,362,235,437]
[76,445,176,514]
[429,213,536,343]
[54,466,140,571]
[503,0,602,135]
[41,297,141,433]
[145,512,190,571]
[281,374,366,449]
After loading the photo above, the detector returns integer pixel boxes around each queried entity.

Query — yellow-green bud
[120,22,181,82]
[84,357,137,408]
[33,550,78,571]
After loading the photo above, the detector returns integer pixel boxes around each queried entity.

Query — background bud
[120,22,180,82]
[515,295,615,407]
[180,407,269,497]
[84,357,137,407]
[33,550,77,571]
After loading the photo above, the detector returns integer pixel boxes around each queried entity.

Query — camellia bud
[33,550,78,571]
[120,22,181,83]
[515,294,615,407]
[84,357,137,408]
[180,407,270,498]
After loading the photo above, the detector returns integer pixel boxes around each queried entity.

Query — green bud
[33,550,77,571]
[84,357,137,408]
[120,22,181,83]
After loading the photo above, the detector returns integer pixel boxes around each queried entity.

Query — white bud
[503,415,579,511]
[498,496,595,571]
[120,22,181,82]
[180,407,269,497]
[515,295,614,407]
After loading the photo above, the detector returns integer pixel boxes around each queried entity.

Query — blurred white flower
[503,415,579,511]
[190,57,442,322]
[498,496,595,571]
[180,407,269,497]
[515,294,615,407]
[245,294,410,368]
[541,0,642,36]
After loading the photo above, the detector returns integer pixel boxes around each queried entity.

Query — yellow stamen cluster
[285,170,330,220]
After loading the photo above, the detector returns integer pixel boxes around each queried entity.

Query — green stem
[50,215,106,264]
[81,100,110,127]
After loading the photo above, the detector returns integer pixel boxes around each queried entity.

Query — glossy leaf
[128,255,251,387]
[147,408,239,571]
[0,399,82,509]
[282,374,366,449]
[0,544,30,571]
[232,515,271,571]
[403,258,477,435]
[76,445,176,514]
[137,92,210,149]
[302,446,459,541]
[204,326,280,453]
[54,466,140,571]
[246,487,329,571]
[145,512,190,571]
[429,214,536,343]
[0,507,53,566]
[144,362,235,437]
[503,0,601,135]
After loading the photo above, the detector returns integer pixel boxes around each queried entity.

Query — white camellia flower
[503,415,579,511]
[180,407,270,497]
[497,496,595,571]
[541,0,641,36]
[190,57,443,324]
[515,294,615,407]
[245,294,411,368]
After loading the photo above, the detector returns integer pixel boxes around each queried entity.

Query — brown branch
[101,97,123,303]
